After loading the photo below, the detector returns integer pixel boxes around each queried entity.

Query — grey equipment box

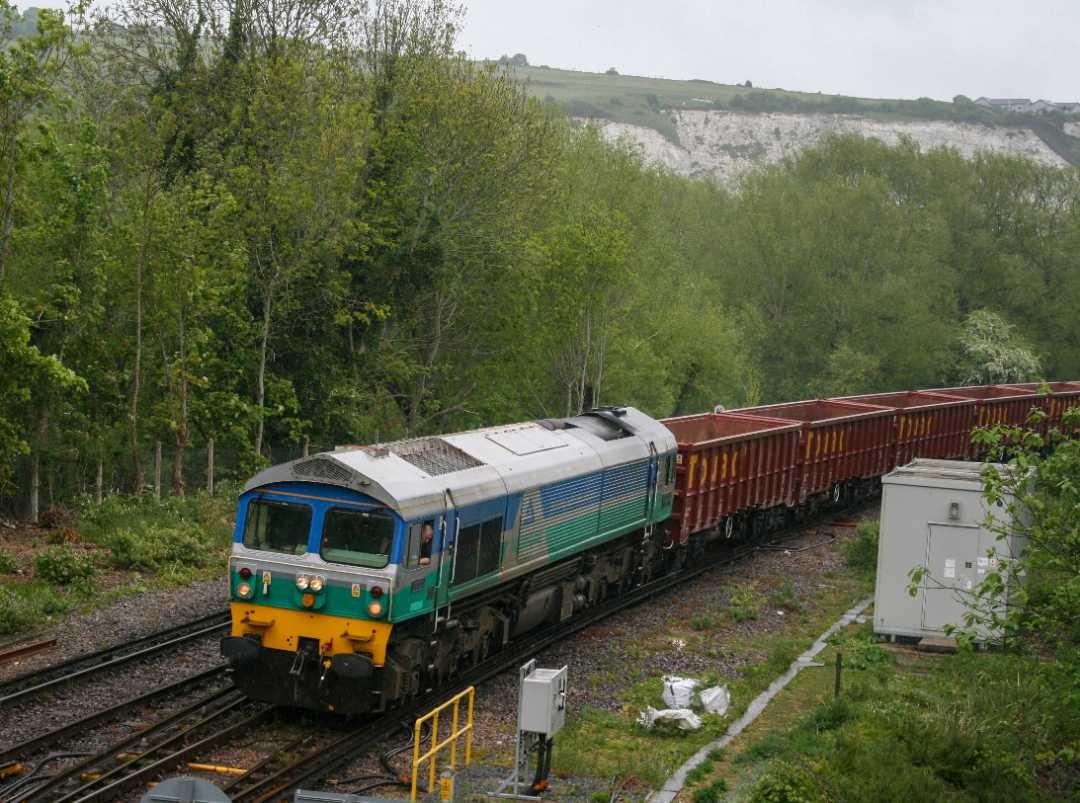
[519,666,567,735]
[874,459,1026,643]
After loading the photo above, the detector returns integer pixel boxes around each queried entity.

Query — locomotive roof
[244,407,676,521]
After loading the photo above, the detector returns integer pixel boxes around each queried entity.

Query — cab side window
[452,517,502,585]
[407,520,436,567]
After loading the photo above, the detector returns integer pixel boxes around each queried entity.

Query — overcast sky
[15,0,1077,101]
[459,0,1078,102]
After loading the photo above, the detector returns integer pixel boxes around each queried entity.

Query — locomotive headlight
[309,576,324,593]
[295,575,310,591]
[367,601,384,618]
[236,582,253,599]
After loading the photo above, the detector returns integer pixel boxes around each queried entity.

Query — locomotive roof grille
[369,437,484,477]
[293,457,352,483]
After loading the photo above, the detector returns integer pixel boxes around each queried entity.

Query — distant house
[974,97,1032,112]
[1029,99,1057,114]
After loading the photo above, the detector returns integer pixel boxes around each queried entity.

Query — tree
[955,309,1042,385]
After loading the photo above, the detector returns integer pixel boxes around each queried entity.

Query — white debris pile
[661,676,699,709]
[699,685,730,715]
[639,676,731,731]
[637,707,703,731]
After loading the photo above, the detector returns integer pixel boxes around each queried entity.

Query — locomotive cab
[221,482,406,713]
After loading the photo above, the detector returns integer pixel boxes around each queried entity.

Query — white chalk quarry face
[588,110,1070,187]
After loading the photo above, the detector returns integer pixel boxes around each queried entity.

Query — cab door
[434,508,458,615]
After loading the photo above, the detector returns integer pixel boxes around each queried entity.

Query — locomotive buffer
[494,660,568,800]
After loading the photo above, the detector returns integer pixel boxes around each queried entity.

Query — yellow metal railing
[411,685,475,802]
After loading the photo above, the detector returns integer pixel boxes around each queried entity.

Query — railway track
[0,514,855,801]
[4,685,271,802]
[0,610,230,707]
[0,665,230,768]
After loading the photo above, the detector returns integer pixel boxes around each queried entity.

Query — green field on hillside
[505,64,1080,163]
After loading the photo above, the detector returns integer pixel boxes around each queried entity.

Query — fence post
[154,441,162,500]
[96,459,103,506]
[30,451,40,523]
[207,438,215,496]
[303,435,310,458]
[834,651,843,698]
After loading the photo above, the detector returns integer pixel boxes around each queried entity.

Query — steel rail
[0,664,229,766]
[58,702,274,803]
[0,611,230,706]
[17,686,244,803]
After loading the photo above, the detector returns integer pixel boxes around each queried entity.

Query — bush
[0,586,34,634]
[749,762,821,803]
[105,524,211,570]
[692,779,728,803]
[0,583,72,634]
[0,551,17,573]
[840,521,879,574]
[34,545,95,585]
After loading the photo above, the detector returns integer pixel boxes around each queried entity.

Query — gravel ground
[325,512,874,800]
[0,575,229,755]
[0,575,228,683]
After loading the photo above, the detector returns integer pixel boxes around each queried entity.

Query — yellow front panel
[231,602,393,666]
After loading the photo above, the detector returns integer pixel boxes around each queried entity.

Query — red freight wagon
[732,399,894,502]
[833,390,974,465]
[661,412,801,541]
[926,385,1039,456]
[998,381,1080,431]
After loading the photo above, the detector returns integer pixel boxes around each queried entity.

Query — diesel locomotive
[221,408,679,714]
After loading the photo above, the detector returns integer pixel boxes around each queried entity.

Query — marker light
[237,582,253,599]
[367,601,384,617]
[309,576,324,593]
[239,567,252,580]
[302,593,316,608]
[369,586,384,599]
[295,575,310,591]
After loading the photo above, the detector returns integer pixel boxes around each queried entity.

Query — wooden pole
[154,440,162,500]
[834,651,843,698]
[29,452,40,523]
[303,435,310,458]
[95,459,103,506]
[207,438,215,496]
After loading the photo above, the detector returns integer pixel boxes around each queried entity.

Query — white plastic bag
[699,685,731,716]
[661,675,699,709]
[637,706,703,731]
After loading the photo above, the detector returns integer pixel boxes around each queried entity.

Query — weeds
[729,583,765,622]
[0,551,16,574]
[692,779,728,803]
[840,521,878,575]
[34,545,95,585]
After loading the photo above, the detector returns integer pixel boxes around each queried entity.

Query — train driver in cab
[419,521,434,565]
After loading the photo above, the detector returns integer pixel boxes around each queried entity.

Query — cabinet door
[922,523,980,633]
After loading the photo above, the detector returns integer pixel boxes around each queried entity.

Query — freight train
[221,381,1080,713]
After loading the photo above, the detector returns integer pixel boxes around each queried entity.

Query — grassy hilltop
[503,63,1080,163]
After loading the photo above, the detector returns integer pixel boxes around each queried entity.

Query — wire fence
[2,438,337,521]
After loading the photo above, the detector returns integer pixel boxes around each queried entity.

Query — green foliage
[956,309,1042,384]
[840,521,879,575]
[825,630,891,671]
[3,0,1080,522]
[0,551,16,573]
[79,490,232,571]
[690,614,719,631]
[748,762,821,803]
[729,583,765,622]
[34,545,95,585]
[691,779,728,803]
